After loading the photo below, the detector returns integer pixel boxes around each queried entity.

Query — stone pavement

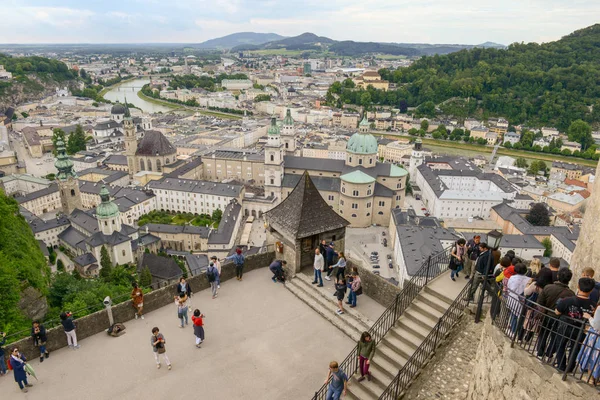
[0,269,354,399]
[402,314,483,400]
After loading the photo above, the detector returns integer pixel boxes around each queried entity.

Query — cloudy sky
[2,0,599,45]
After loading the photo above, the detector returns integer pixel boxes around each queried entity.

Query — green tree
[48,252,56,265]
[99,246,113,282]
[541,237,553,257]
[212,208,223,224]
[254,94,271,102]
[51,128,66,156]
[420,120,429,131]
[140,266,152,287]
[56,259,65,271]
[514,157,528,168]
[528,160,547,175]
[416,101,436,118]
[66,124,87,154]
[526,203,550,226]
[568,120,593,150]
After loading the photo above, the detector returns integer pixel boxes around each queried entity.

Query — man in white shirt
[312,248,324,287]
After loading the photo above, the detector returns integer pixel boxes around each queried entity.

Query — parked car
[425,213,430,217]
[421,207,427,211]
[389,263,393,269]
[387,254,392,260]
[415,195,421,200]
[371,251,378,256]
[372,265,380,269]
[382,231,386,236]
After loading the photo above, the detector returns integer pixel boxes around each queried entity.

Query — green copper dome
[283,109,294,126]
[340,170,376,184]
[359,116,370,127]
[267,117,280,136]
[347,132,378,155]
[54,139,77,181]
[96,185,120,219]
[389,164,408,177]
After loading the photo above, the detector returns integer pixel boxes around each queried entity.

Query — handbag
[355,286,363,296]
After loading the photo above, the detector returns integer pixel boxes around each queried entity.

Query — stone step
[423,284,455,305]
[346,377,379,400]
[395,318,430,341]
[417,290,452,314]
[349,375,382,399]
[403,308,438,330]
[381,335,417,361]
[367,361,393,390]
[295,272,372,330]
[376,342,408,370]
[285,280,361,341]
[370,356,398,381]
[411,298,445,321]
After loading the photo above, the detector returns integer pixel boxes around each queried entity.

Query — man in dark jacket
[536,257,561,288]
[0,331,6,375]
[536,268,575,358]
[176,277,193,298]
[31,321,49,362]
[468,243,490,300]
[464,235,481,279]
[581,267,600,304]
[269,260,286,283]
[324,242,338,281]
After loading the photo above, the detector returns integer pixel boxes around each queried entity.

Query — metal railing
[490,285,600,388]
[311,247,452,400]
[378,280,473,399]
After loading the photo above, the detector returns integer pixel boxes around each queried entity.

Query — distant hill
[232,32,505,56]
[196,32,286,49]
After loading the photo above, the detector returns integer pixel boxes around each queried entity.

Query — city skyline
[2,0,600,45]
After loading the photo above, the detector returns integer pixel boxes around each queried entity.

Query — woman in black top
[335,278,347,315]
[31,321,49,362]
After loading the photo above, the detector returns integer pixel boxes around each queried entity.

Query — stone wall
[467,317,598,400]
[347,257,401,307]
[6,251,275,362]
[569,160,600,288]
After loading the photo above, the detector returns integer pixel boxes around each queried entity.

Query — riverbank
[136,90,182,110]
[137,89,243,119]
[374,131,598,167]
[98,76,138,97]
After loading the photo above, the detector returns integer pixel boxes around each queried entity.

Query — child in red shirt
[192,309,205,348]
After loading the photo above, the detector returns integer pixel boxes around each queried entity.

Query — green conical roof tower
[124,96,131,118]
[359,115,370,127]
[96,185,120,219]
[54,139,77,181]
[283,109,294,126]
[267,116,280,136]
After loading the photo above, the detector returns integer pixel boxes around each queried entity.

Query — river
[103,78,171,113]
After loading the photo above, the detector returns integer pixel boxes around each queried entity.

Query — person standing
[207,262,219,299]
[10,348,33,392]
[151,327,171,370]
[60,312,79,349]
[324,361,348,400]
[312,248,324,287]
[176,277,193,299]
[330,252,347,282]
[31,321,49,362]
[450,238,466,281]
[210,255,222,289]
[357,332,376,382]
[175,292,189,328]
[467,243,490,301]
[269,259,286,283]
[335,277,347,315]
[536,257,561,288]
[0,331,7,376]
[192,309,205,348]
[224,248,245,281]
[324,242,337,281]
[581,267,600,304]
[464,235,481,279]
[349,271,362,308]
[131,282,144,320]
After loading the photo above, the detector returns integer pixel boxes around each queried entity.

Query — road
[10,133,56,178]
[345,225,394,279]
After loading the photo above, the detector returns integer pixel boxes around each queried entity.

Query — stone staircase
[285,272,374,340]
[345,275,465,400]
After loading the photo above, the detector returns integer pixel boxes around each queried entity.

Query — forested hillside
[328,24,600,131]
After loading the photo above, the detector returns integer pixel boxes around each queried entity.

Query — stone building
[265,172,349,276]
[54,139,82,215]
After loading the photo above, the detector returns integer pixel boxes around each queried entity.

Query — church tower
[96,185,122,235]
[409,138,424,183]
[264,117,284,202]
[123,101,137,178]
[281,108,296,154]
[55,138,82,215]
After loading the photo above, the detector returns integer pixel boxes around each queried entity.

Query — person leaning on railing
[577,305,600,382]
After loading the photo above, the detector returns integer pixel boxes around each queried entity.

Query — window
[342,187,345,194]
[352,190,359,196]
[349,157,352,163]
[270,154,274,162]
[359,159,363,165]
[397,183,401,189]
[285,143,289,149]
[396,195,401,200]
[367,202,371,208]
[71,189,75,196]
[328,195,334,201]
[270,178,274,185]
[122,250,126,257]
[352,203,358,209]
[369,158,373,164]
[104,221,107,226]
[367,189,372,195]
[366,213,370,216]
[378,201,385,206]
[378,211,384,215]
[351,214,357,218]
[340,200,344,206]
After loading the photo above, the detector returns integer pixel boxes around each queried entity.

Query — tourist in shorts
[151,327,171,370]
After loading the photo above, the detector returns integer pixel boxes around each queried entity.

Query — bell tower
[264,117,284,202]
[54,139,82,215]
[123,100,137,178]
[281,108,296,154]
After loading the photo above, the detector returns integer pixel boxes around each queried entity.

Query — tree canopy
[526,203,551,226]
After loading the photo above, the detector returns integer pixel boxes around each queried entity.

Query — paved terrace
[0,269,354,399]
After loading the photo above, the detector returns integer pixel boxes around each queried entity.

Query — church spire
[54,138,77,180]
[124,96,131,118]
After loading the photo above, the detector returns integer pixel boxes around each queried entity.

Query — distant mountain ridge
[227,32,505,56]
[195,32,286,49]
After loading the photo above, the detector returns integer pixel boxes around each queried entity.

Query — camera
[103,296,112,306]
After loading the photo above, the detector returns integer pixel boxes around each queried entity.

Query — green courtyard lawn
[138,210,221,228]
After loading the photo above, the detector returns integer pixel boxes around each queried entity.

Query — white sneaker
[135,314,138,320]
[217,285,220,289]
[325,276,331,281]
[141,315,144,320]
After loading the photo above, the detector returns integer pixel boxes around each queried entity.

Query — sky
[2,0,599,45]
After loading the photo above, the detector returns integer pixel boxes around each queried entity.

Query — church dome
[111,103,127,115]
[96,185,120,219]
[267,117,280,136]
[346,132,378,155]
[283,109,294,126]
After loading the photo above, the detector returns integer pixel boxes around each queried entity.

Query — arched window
[70,189,75,196]
[378,211,384,215]
[140,159,145,171]
[351,214,357,218]
[359,158,363,165]
[285,143,289,149]
[166,158,170,165]
[147,160,152,172]
[156,159,162,172]
[122,250,126,257]
[270,154,274,162]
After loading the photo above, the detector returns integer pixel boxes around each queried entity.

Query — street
[345,225,394,279]
[10,133,56,177]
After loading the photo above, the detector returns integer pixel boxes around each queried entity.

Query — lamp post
[474,229,503,323]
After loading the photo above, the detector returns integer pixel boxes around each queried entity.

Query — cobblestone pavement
[402,313,483,400]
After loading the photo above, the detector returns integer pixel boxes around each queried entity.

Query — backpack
[7,356,12,370]
[206,267,216,283]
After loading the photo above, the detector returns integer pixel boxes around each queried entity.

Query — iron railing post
[563,322,586,381]
[475,250,493,323]
[425,255,432,286]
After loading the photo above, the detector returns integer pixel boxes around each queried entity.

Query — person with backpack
[335,277,347,315]
[192,309,205,348]
[151,327,171,370]
[0,331,6,376]
[464,235,481,279]
[269,259,286,283]
[131,282,144,320]
[60,312,79,349]
[206,262,219,299]
[10,347,33,392]
[224,248,245,281]
[449,238,466,281]
[210,256,222,289]
[31,321,49,363]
